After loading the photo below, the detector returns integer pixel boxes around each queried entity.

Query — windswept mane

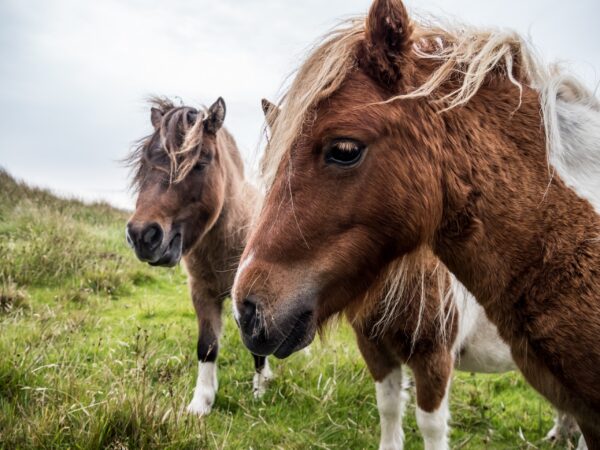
[127,97,208,191]
[261,13,600,339]
[261,15,598,189]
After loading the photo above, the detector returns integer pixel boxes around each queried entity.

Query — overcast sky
[1,0,599,209]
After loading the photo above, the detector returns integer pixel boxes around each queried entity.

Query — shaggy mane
[260,15,598,190]
[127,97,208,191]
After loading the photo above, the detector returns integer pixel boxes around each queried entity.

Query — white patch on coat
[545,79,600,214]
[376,368,409,450]
[232,252,254,321]
[415,381,451,450]
[187,361,218,416]
[451,277,515,373]
[253,357,273,399]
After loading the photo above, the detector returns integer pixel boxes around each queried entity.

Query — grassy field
[0,169,577,449]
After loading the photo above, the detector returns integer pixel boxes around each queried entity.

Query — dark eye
[324,139,366,167]
[193,162,206,172]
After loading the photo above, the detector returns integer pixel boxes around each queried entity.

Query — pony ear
[204,97,226,134]
[261,98,280,131]
[150,107,163,129]
[360,0,414,88]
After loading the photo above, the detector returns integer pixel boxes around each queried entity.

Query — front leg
[545,410,580,443]
[252,354,273,398]
[355,330,407,450]
[187,293,222,416]
[409,351,453,450]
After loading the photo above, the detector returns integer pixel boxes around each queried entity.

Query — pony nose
[126,222,164,260]
[141,223,163,250]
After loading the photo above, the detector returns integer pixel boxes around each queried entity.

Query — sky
[1,0,599,209]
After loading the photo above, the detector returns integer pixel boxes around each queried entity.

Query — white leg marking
[415,383,450,450]
[253,357,273,399]
[187,362,218,416]
[545,410,579,442]
[376,368,409,450]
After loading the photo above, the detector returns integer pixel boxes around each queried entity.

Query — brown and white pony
[262,99,578,450]
[233,0,600,447]
[126,97,272,416]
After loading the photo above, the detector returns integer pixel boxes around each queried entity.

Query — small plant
[0,279,29,314]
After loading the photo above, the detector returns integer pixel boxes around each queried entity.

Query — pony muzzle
[126,222,183,267]
[236,294,317,359]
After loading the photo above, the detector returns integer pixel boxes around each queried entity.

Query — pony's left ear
[359,0,414,88]
[204,97,226,134]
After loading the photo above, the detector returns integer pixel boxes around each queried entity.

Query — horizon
[1,0,599,209]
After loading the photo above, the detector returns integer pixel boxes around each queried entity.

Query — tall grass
[0,169,155,299]
[0,169,575,449]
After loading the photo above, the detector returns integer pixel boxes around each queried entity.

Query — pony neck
[188,129,257,264]
[430,85,600,311]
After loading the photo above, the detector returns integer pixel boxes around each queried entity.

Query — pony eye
[324,139,365,167]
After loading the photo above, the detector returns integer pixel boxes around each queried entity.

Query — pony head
[233,0,550,357]
[126,97,230,267]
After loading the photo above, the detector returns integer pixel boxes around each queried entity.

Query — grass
[0,168,578,449]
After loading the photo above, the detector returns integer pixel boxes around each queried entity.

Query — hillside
[0,169,572,449]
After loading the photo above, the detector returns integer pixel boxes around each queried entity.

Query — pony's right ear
[150,107,163,130]
[261,99,280,130]
[204,97,226,135]
[359,0,414,88]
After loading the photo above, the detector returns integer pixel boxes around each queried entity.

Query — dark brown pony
[126,97,271,416]
[234,1,600,447]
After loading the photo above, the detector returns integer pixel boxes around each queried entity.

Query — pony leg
[355,331,406,450]
[376,367,410,450]
[187,294,222,416]
[252,354,273,398]
[410,352,453,450]
[545,410,579,442]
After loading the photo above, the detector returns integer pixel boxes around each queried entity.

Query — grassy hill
[0,169,574,449]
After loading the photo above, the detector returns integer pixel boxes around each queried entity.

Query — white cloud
[0,0,598,208]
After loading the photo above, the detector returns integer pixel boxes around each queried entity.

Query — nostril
[239,296,259,334]
[142,224,163,250]
[242,298,257,319]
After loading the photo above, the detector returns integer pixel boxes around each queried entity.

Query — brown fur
[234,0,600,445]
[127,98,262,409]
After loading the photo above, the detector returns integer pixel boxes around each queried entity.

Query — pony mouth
[148,233,182,267]
[272,310,316,359]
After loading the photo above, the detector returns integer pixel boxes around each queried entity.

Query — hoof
[545,412,579,442]
[253,360,274,399]
[186,390,215,416]
[187,362,217,416]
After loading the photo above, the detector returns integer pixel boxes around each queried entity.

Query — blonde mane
[261,15,597,189]
[260,12,599,339]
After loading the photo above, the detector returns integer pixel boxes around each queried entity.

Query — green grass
[0,169,577,449]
